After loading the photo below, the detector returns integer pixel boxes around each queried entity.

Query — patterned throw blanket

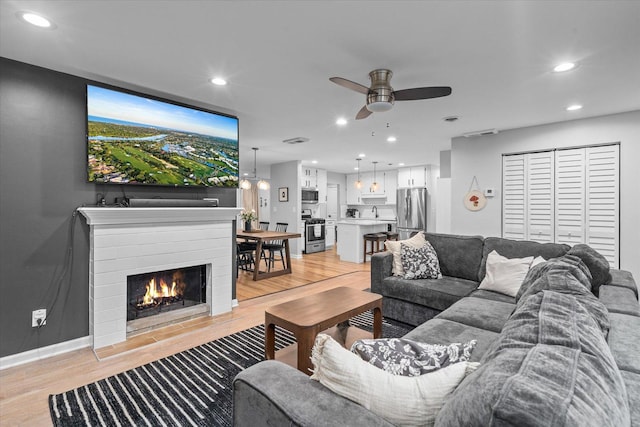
[435,254,630,427]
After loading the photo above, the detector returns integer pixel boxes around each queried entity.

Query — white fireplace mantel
[78,206,242,225]
[78,206,242,349]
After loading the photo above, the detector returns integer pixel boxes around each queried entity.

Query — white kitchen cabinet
[385,171,397,204]
[360,171,385,196]
[301,167,316,189]
[301,167,327,201]
[325,219,336,247]
[347,171,397,205]
[317,169,327,202]
[398,166,427,188]
[346,173,362,204]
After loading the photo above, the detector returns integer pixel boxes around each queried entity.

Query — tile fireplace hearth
[78,206,241,349]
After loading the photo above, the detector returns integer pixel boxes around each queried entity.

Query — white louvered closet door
[555,149,586,246]
[502,155,526,240]
[585,145,619,268]
[526,152,554,243]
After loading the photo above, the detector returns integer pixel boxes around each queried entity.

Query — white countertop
[337,219,396,225]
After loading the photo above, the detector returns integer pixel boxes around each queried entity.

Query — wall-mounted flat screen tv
[87,84,239,187]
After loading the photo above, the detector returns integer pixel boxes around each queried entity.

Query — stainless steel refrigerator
[397,188,428,240]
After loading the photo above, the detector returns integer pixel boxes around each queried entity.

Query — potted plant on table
[240,209,258,232]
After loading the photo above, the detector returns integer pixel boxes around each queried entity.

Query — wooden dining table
[236,230,302,281]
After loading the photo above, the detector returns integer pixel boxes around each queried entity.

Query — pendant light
[240,147,270,190]
[370,161,379,192]
[239,176,252,190]
[355,158,362,189]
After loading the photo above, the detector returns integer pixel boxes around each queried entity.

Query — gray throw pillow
[566,244,612,295]
[351,338,476,377]
[401,241,442,280]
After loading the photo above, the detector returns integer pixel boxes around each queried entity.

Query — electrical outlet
[32,309,46,327]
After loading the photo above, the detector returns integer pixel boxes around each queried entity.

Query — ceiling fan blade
[330,77,371,95]
[393,86,452,101]
[356,105,373,120]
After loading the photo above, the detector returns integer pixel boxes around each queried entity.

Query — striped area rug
[49,312,411,427]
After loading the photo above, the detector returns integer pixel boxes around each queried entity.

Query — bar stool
[384,231,399,241]
[363,232,387,263]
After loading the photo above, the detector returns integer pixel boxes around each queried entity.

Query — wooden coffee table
[265,287,382,374]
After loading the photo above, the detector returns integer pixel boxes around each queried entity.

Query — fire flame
[142,277,178,305]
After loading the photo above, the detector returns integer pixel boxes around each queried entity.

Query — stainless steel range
[302,210,326,254]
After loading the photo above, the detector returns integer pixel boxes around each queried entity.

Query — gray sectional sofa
[233,233,640,426]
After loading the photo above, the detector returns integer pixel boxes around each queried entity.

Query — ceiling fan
[330,69,452,120]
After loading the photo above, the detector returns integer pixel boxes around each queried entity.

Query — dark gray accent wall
[0,58,237,358]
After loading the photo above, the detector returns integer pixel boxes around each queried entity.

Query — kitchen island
[336,219,396,263]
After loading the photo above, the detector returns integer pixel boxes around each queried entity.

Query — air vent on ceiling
[462,128,498,138]
[282,137,310,144]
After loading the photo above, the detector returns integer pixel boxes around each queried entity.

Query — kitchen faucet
[371,205,378,218]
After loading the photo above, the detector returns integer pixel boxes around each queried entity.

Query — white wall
[270,161,303,256]
[450,110,640,280]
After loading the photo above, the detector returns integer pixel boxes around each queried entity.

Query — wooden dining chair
[261,222,288,271]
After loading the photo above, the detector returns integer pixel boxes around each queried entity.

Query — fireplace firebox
[127,265,206,321]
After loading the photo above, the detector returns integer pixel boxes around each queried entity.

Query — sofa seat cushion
[621,370,640,427]
[435,298,514,333]
[403,319,500,363]
[435,290,630,427]
[468,289,516,304]
[424,232,485,282]
[608,313,640,374]
[233,360,395,427]
[381,275,478,312]
[600,285,640,317]
[478,236,570,282]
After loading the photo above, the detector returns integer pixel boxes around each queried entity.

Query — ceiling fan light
[366,101,393,113]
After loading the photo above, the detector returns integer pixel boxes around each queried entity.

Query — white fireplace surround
[78,207,241,349]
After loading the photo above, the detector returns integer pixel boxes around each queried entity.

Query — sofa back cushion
[424,233,485,282]
[478,237,570,282]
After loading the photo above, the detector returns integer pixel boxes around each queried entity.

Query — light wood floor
[0,248,371,426]
[235,246,370,301]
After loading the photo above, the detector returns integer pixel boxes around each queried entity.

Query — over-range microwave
[302,189,319,203]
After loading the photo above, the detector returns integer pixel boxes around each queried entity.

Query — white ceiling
[1,0,639,176]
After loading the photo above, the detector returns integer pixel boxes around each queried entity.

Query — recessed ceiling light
[554,62,576,73]
[336,117,347,126]
[312,160,318,164]
[387,136,397,142]
[354,167,359,170]
[399,163,405,166]
[18,11,54,28]
[566,104,583,111]
[358,153,366,158]
[210,77,227,86]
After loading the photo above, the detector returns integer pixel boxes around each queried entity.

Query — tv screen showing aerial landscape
[87,84,239,187]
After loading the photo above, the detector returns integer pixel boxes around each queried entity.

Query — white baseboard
[232,298,239,307]
[0,336,92,370]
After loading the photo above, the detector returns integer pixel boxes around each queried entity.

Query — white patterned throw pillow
[351,338,476,376]
[401,241,442,280]
[385,231,427,276]
[310,334,479,427]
